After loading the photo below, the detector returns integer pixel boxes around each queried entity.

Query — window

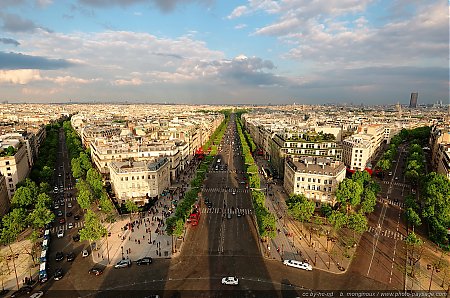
[132,176,135,180]
[5,161,9,165]
[8,178,12,182]
[324,180,327,184]
[297,177,301,181]
[308,178,311,182]
[6,167,10,171]
[121,177,123,181]
[312,178,316,183]
[302,177,305,181]
[318,179,321,183]
[142,176,144,179]
[125,177,128,181]
[317,186,320,190]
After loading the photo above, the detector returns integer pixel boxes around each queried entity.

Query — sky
[0,0,448,105]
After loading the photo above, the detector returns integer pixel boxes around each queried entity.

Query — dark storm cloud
[78,0,212,12]
[0,38,20,46]
[0,51,75,70]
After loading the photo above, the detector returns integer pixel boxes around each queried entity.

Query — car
[54,268,63,280]
[58,173,62,177]
[29,291,45,298]
[221,276,239,285]
[54,203,59,210]
[136,257,152,265]
[82,249,89,257]
[395,177,399,180]
[59,218,65,224]
[237,212,242,218]
[57,210,63,217]
[68,222,73,229]
[72,234,80,242]
[388,172,392,176]
[60,201,65,206]
[67,252,75,262]
[57,230,64,238]
[10,286,33,297]
[88,267,103,276]
[67,212,72,217]
[114,259,132,269]
[232,191,236,195]
[283,259,313,271]
[74,214,80,220]
[227,213,232,219]
[67,202,72,208]
[55,251,64,261]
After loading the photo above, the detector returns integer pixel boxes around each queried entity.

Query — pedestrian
[138,240,140,244]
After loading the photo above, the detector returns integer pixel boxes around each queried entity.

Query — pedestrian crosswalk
[203,188,249,194]
[366,226,405,240]
[377,198,404,208]
[200,207,252,215]
[210,170,246,174]
[50,221,84,233]
[381,181,408,188]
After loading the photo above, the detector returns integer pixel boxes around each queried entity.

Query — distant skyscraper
[409,92,418,108]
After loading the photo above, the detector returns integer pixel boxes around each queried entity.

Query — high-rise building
[410,92,418,108]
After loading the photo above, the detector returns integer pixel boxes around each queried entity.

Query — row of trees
[286,171,379,240]
[236,113,276,239]
[166,112,230,238]
[62,121,116,252]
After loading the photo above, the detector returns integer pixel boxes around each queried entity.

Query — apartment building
[284,157,346,207]
[90,137,181,181]
[0,174,10,216]
[342,135,372,171]
[109,157,170,205]
[430,125,450,178]
[81,125,122,148]
[0,141,30,198]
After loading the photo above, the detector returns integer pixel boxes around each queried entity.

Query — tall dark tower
[409,92,418,108]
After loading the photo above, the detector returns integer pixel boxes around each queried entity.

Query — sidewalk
[254,156,349,274]
[91,160,201,266]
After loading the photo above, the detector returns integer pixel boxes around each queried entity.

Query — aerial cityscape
[0,1,449,298]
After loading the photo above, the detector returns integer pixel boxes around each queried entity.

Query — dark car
[59,218,65,224]
[66,212,72,217]
[88,267,103,276]
[67,252,75,262]
[55,252,64,262]
[10,286,32,297]
[56,210,63,217]
[54,268,63,280]
[72,234,80,242]
[74,214,80,220]
[136,257,152,265]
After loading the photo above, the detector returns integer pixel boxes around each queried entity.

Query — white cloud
[227,6,248,19]
[0,69,41,84]
[234,23,247,30]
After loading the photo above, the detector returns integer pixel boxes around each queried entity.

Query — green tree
[286,194,315,223]
[405,232,424,277]
[11,187,34,209]
[1,208,27,237]
[99,193,116,223]
[328,210,348,231]
[39,182,51,195]
[77,188,94,210]
[40,166,53,183]
[348,212,368,236]
[405,208,422,231]
[27,206,55,229]
[86,168,103,199]
[71,158,85,179]
[36,193,52,208]
[79,152,92,171]
[320,204,333,218]
[360,190,377,214]
[79,210,107,242]
[125,200,139,221]
[376,159,391,171]
[335,178,363,211]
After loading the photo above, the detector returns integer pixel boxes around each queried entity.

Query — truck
[188,205,201,226]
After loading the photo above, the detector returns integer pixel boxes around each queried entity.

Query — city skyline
[0,0,448,104]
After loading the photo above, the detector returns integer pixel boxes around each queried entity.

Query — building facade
[109,158,170,205]
[0,174,10,216]
[0,142,30,198]
[284,157,346,207]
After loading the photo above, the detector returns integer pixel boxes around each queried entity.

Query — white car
[29,291,44,298]
[57,230,64,238]
[82,249,89,257]
[114,259,132,269]
[67,202,72,208]
[283,259,313,271]
[68,222,73,229]
[221,276,239,285]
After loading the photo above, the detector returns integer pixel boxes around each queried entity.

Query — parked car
[59,218,65,224]
[67,202,72,208]
[88,267,103,276]
[74,214,80,220]
[67,212,72,217]
[57,230,64,238]
[82,249,89,257]
[68,222,73,229]
[57,210,63,217]
[136,257,152,265]
[114,259,132,269]
[55,251,64,262]
[54,268,63,280]
[29,291,45,298]
[221,276,239,285]
[66,252,75,262]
